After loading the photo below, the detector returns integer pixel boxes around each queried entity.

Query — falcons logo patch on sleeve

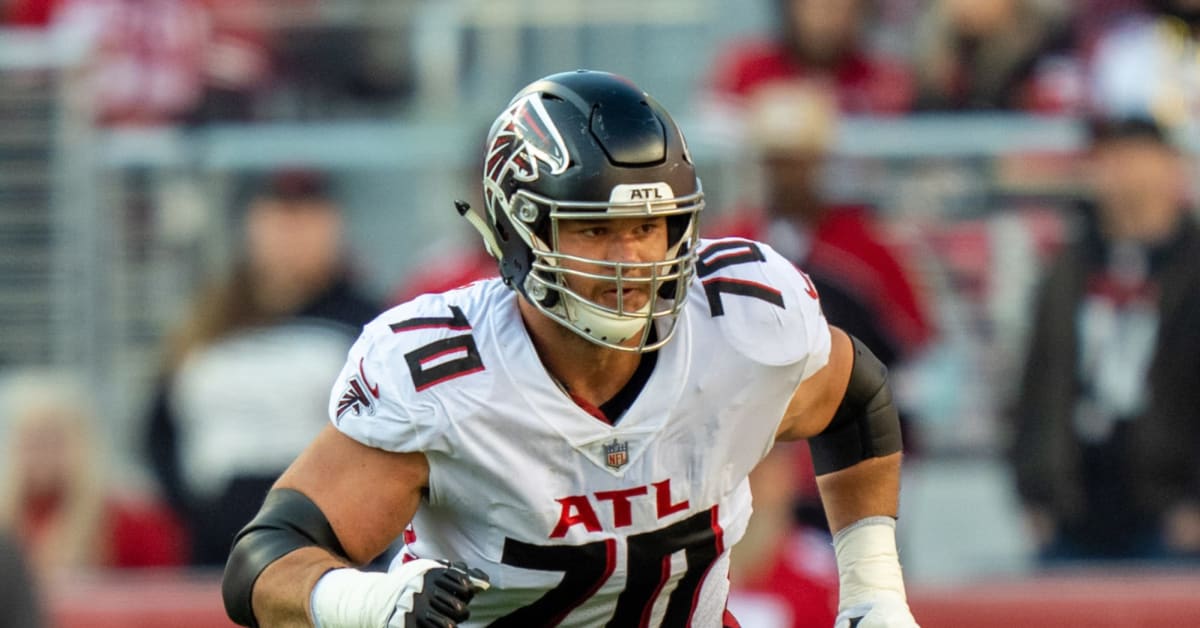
[336,357,380,420]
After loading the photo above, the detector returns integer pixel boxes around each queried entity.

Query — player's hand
[833,591,919,628]
[386,559,491,628]
[310,558,490,628]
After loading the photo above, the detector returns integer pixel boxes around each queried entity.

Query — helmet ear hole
[523,272,560,308]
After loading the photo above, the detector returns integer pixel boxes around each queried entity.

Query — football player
[223,70,919,628]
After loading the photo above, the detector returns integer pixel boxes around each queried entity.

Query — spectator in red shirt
[0,369,187,579]
[50,0,271,125]
[706,0,913,114]
[390,156,498,305]
[1,0,62,25]
[708,82,935,367]
[390,241,497,306]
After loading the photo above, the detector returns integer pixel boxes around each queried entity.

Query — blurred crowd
[1,0,414,124]
[3,0,1200,625]
[0,0,1192,125]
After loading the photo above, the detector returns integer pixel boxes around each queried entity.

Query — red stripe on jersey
[701,249,754,268]
[412,365,486,392]
[697,237,755,257]
[687,505,725,626]
[418,345,468,366]
[640,554,675,628]
[389,306,473,333]
[392,322,473,332]
[711,505,726,555]
[546,538,618,626]
[701,276,783,299]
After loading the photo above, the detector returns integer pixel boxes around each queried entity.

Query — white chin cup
[562,293,650,345]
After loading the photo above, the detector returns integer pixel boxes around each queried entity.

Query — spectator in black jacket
[1012,116,1200,562]
[143,168,380,566]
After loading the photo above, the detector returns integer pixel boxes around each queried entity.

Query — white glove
[832,517,919,628]
[311,558,490,628]
[834,590,919,628]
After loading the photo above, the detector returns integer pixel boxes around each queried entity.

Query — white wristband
[832,516,907,612]
[310,568,397,628]
[310,559,448,628]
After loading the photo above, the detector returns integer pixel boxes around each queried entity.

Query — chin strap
[455,201,501,259]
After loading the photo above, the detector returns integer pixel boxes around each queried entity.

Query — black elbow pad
[808,335,903,475]
[222,488,348,627]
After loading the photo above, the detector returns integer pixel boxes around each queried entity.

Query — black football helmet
[461,70,704,352]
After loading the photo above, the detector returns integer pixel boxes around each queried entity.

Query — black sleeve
[223,489,350,627]
[809,336,903,475]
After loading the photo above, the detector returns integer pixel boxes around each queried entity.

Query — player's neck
[519,298,643,407]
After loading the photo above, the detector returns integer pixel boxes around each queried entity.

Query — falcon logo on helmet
[485,94,570,188]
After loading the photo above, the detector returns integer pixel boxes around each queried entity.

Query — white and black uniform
[328,237,830,627]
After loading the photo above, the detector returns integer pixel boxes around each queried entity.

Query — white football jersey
[328,237,831,627]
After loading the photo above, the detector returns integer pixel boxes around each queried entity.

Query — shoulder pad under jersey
[326,281,498,453]
[691,237,831,373]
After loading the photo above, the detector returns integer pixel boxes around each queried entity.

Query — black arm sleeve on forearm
[808,335,903,475]
[222,488,349,627]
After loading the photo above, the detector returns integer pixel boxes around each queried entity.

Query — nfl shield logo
[604,439,629,470]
